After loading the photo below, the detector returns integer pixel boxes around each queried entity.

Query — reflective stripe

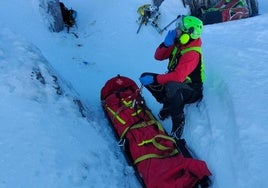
[168,46,205,83]
[201,59,205,82]
[180,46,202,54]
[168,46,178,71]
[181,46,205,82]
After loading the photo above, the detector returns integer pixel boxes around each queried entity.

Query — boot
[170,113,185,139]
[158,103,170,120]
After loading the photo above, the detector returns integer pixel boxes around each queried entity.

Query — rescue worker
[139,15,204,139]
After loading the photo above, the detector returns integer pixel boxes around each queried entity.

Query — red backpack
[188,0,250,25]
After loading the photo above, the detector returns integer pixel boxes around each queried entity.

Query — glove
[164,29,177,47]
[139,75,154,86]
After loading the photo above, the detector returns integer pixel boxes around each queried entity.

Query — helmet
[176,15,203,39]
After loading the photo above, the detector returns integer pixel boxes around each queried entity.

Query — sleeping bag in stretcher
[100,75,211,188]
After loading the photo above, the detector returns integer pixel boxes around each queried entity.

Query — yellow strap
[131,119,156,129]
[122,99,132,107]
[145,110,164,132]
[134,149,179,165]
[105,98,142,125]
[119,110,166,141]
[134,134,178,164]
[120,119,156,139]
[106,106,126,125]
[131,109,142,116]
[106,105,179,164]
[138,134,177,151]
[121,98,143,116]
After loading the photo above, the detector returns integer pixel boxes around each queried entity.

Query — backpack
[188,0,250,25]
[201,0,249,24]
[59,2,76,31]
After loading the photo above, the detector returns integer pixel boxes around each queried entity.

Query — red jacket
[155,38,202,85]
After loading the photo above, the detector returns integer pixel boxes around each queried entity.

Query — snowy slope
[0,0,268,187]
[0,27,139,188]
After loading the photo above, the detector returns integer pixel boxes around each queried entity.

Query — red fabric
[222,8,249,21]
[101,75,138,100]
[154,39,201,84]
[101,76,211,188]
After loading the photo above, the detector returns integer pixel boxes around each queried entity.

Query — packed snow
[0,0,267,187]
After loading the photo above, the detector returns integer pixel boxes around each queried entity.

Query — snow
[0,0,267,187]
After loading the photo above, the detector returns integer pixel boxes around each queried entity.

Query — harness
[168,46,205,83]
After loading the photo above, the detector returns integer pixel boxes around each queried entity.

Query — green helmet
[177,15,203,39]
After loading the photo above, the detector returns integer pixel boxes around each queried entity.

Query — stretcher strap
[120,119,156,139]
[105,97,143,125]
[106,105,126,125]
[119,110,164,139]
[134,134,179,164]
[138,134,176,150]
[134,148,179,165]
